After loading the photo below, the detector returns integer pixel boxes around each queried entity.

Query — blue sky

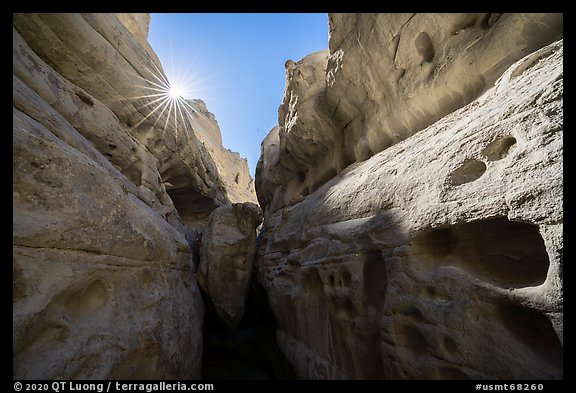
[148,13,328,176]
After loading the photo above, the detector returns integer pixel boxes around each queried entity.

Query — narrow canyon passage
[13,12,563,381]
[201,285,296,380]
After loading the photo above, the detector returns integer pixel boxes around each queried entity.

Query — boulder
[199,203,263,329]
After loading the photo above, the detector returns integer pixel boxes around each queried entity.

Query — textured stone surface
[13,13,254,379]
[13,13,255,229]
[115,13,151,48]
[199,203,263,329]
[257,13,563,214]
[257,33,563,380]
[189,98,257,205]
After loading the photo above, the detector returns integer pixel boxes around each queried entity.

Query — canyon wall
[256,13,563,379]
[13,13,255,379]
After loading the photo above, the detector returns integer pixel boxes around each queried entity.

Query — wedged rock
[13,13,255,379]
[257,13,563,214]
[199,203,263,329]
[257,38,563,379]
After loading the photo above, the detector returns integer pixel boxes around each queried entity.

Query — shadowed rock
[199,203,263,329]
[256,21,563,379]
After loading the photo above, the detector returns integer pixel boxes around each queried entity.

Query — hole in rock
[449,159,486,186]
[480,13,501,29]
[443,337,458,354]
[339,269,352,287]
[397,324,429,358]
[414,32,435,63]
[201,284,296,380]
[329,274,335,287]
[482,136,517,161]
[64,280,109,319]
[296,171,306,183]
[451,14,478,35]
[412,217,550,288]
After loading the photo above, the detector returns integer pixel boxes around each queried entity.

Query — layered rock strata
[13,13,254,379]
[256,14,563,380]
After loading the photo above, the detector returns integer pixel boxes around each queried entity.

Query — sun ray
[150,98,172,126]
[129,95,171,131]
[178,100,201,132]
[122,37,233,156]
[175,98,190,139]
[163,98,175,141]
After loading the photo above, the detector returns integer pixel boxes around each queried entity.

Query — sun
[168,83,184,100]
[128,57,212,141]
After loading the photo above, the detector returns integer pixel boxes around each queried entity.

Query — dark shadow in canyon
[200,284,296,380]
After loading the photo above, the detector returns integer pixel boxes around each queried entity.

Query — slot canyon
[13,13,563,380]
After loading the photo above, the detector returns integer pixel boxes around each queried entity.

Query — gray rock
[198,203,263,329]
[257,13,563,215]
[256,31,563,379]
[13,13,255,379]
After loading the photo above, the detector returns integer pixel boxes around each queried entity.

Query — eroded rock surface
[257,13,563,214]
[13,13,255,379]
[189,98,257,205]
[256,14,563,380]
[198,203,263,329]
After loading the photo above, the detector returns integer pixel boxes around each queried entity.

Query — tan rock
[115,13,151,47]
[257,39,563,379]
[187,98,258,205]
[13,13,255,230]
[13,13,256,379]
[198,203,263,329]
[257,13,563,214]
[13,94,204,378]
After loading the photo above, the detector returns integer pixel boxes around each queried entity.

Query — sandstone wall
[189,98,257,205]
[256,14,563,379]
[13,13,254,379]
[257,13,563,215]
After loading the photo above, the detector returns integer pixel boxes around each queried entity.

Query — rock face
[256,13,563,380]
[257,13,563,214]
[13,13,254,379]
[189,98,257,206]
[198,203,263,329]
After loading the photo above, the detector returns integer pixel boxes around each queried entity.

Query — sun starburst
[168,84,184,99]
[124,57,208,144]
[121,39,228,151]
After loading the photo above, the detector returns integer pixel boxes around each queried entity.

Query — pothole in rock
[449,159,487,186]
[482,135,517,161]
[410,217,550,289]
